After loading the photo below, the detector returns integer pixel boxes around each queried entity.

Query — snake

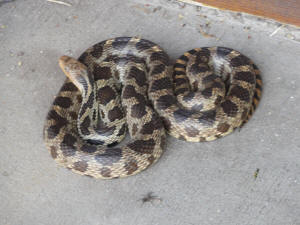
[43,37,262,179]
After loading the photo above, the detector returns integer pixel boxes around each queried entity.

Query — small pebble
[286,33,295,40]
[17,51,24,56]
[2,171,9,176]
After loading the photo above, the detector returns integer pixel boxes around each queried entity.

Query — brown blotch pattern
[150,77,172,92]
[89,43,103,58]
[53,96,72,108]
[230,86,250,102]
[128,139,156,154]
[122,85,137,99]
[201,87,213,98]
[174,78,188,86]
[100,167,112,177]
[150,52,169,65]
[125,158,138,175]
[217,123,230,133]
[235,71,255,84]
[69,111,77,120]
[131,103,147,119]
[141,114,163,134]
[60,134,77,157]
[73,161,88,173]
[136,40,155,51]
[199,137,206,142]
[97,86,116,105]
[162,118,172,130]
[230,55,250,67]
[93,64,112,81]
[185,126,200,137]
[156,95,176,110]
[47,110,68,139]
[108,106,123,121]
[127,91,147,119]
[128,67,147,86]
[76,95,82,103]
[60,82,78,92]
[152,64,166,75]
[178,135,187,141]
[221,100,238,117]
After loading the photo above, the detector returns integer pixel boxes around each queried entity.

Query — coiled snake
[43,37,262,179]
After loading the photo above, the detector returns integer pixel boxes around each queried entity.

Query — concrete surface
[0,0,299,224]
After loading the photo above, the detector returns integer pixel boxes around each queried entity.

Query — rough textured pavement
[0,0,300,224]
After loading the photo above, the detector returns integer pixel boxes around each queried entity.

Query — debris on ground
[17,51,25,57]
[46,0,71,7]
[140,192,162,205]
[152,6,162,13]
[286,33,296,40]
[198,26,216,39]
[269,24,284,37]
[243,26,251,31]
[254,168,260,180]
[178,13,184,20]
[132,4,152,14]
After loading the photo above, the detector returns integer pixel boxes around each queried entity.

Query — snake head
[59,55,90,94]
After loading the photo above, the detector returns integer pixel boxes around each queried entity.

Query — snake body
[43,37,262,178]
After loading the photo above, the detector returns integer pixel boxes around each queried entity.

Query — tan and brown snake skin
[43,37,262,179]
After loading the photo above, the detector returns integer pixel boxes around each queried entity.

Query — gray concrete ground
[0,0,300,224]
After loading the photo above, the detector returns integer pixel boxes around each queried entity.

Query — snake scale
[43,37,262,179]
